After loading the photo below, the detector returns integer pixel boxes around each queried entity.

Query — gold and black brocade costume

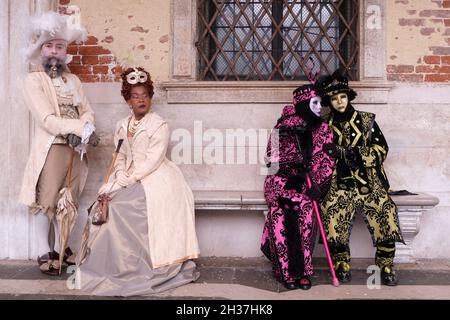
[320,108,404,253]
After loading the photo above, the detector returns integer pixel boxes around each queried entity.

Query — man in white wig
[19,10,99,275]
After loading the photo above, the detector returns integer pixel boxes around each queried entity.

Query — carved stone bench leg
[395,209,423,263]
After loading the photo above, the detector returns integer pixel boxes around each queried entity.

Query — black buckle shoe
[335,261,352,283]
[298,276,312,290]
[282,281,299,290]
[381,266,398,286]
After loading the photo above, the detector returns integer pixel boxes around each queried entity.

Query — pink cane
[306,174,339,287]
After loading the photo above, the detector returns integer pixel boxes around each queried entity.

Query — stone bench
[193,190,440,263]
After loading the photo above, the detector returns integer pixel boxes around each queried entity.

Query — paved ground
[0,257,450,300]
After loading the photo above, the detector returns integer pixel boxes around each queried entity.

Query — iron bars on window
[196,0,359,81]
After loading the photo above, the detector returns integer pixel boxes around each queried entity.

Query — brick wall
[59,0,123,82]
[387,0,450,82]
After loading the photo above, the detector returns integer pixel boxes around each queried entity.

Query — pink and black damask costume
[261,84,335,289]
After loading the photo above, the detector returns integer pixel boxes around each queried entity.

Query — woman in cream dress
[76,67,200,296]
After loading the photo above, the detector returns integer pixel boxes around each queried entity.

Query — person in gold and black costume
[318,70,404,286]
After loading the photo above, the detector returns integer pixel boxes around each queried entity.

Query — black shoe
[298,276,312,290]
[381,266,398,286]
[37,251,59,266]
[282,281,299,290]
[63,247,76,266]
[335,261,352,283]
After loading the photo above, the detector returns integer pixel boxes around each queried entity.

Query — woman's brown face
[128,86,151,120]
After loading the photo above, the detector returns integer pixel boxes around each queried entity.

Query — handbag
[88,139,124,226]
[90,194,111,226]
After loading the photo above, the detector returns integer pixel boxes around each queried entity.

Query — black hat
[319,69,357,104]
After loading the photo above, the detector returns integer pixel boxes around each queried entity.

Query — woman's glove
[284,175,305,192]
[98,182,121,195]
[305,181,321,200]
[116,171,136,187]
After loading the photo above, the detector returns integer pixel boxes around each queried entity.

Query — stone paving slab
[0,258,449,299]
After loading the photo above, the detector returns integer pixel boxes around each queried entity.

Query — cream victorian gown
[77,111,200,296]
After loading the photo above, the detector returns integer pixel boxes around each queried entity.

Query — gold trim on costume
[328,114,344,145]
[349,112,362,147]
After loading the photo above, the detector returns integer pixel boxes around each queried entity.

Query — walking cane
[305,173,339,287]
[105,139,124,183]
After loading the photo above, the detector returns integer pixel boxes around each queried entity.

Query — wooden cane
[104,139,124,183]
[66,149,76,188]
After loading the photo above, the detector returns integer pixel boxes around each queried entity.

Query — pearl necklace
[128,116,144,137]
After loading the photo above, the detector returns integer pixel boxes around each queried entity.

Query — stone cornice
[162,81,394,105]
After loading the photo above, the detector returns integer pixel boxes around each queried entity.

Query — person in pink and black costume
[261,84,335,290]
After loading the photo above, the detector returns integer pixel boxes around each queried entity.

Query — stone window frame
[163,0,392,105]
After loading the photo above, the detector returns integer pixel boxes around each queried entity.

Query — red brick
[416,65,450,73]
[93,66,109,74]
[82,56,99,65]
[437,65,450,72]
[131,26,149,33]
[441,56,450,64]
[419,10,450,18]
[415,65,434,73]
[431,46,450,54]
[70,55,81,64]
[69,65,93,75]
[78,46,111,55]
[112,66,124,75]
[102,36,114,44]
[84,36,98,45]
[423,55,441,64]
[387,64,415,73]
[425,74,450,82]
[98,55,115,64]
[387,73,424,82]
[420,27,436,35]
[444,0,450,8]
[60,0,70,5]
[398,18,425,26]
[66,46,78,55]
[445,19,450,26]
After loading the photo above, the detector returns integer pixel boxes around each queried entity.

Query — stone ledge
[193,190,439,211]
[162,81,394,105]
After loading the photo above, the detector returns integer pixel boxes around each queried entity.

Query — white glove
[116,171,136,187]
[98,182,121,195]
